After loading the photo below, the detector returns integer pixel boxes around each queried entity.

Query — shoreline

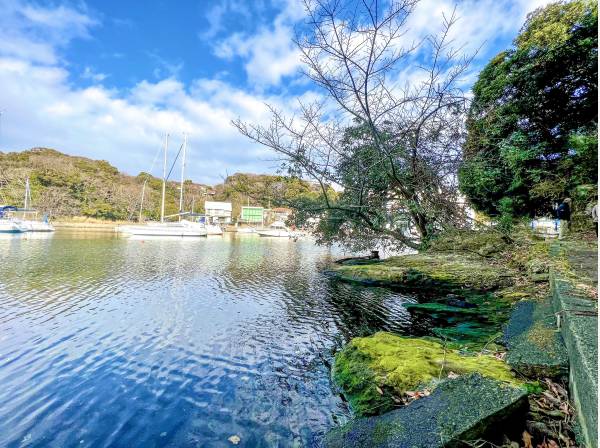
[325,230,597,447]
[52,220,124,232]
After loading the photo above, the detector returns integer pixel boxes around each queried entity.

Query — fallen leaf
[523,430,533,448]
[228,435,241,445]
[375,386,384,395]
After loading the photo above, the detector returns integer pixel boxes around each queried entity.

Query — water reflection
[0,231,418,447]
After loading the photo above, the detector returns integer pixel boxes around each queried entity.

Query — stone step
[504,299,569,379]
[324,374,528,448]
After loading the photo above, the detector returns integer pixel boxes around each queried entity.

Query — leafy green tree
[459,0,598,218]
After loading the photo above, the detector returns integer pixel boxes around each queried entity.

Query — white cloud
[404,0,555,58]
[0,0,98,64]
[0,1,300,184]
[213,0,305,87]
[82,66,108,83]
[0,0,559,186]
[0,55,293,184]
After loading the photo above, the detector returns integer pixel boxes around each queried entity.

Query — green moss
[334,253,514,290]
[426,228,510,257]
[333,332,520,416]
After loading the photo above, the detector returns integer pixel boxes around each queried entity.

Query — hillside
[0,148,321,221]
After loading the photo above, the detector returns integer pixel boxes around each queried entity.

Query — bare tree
[234,0,473,250]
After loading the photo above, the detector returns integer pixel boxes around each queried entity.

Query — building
[204,201,232,224]
[240,206,264,224]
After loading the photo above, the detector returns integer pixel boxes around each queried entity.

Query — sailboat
[118,134,207,237]
[0,206,26,234]
[19,178,55,232]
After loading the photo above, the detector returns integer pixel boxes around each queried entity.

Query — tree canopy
[459,0,598,218]
[235,0,472,250]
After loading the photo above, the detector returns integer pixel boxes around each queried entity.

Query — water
[0,232,421,448]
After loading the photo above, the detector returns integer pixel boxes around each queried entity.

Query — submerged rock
[324,373,529,448]
[332,332,519,417]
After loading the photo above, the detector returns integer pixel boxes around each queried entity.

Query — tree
[459,0,598,218]
[234,0,472,250]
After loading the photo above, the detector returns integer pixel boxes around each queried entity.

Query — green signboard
[241,206,264,223]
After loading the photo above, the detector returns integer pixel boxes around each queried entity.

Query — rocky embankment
[325,231,597,447]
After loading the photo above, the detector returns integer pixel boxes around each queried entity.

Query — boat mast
[178,133,187,221]
[24,177,30,210]
[138,179,147,222]
[160,133,169,223]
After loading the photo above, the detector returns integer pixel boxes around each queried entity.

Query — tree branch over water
[234,0,474,251]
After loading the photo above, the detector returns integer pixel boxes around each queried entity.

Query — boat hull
[0,221,26,233]
[256,230,293,237]
[21,220,55,232]
[118,224,207,237]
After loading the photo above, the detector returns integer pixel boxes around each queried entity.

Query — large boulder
[332,332,519,416]
[332,253,514,290]
[324,373,528,448]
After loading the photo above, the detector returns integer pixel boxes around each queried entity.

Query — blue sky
[0,0,552,184]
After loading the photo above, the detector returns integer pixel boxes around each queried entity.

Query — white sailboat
[0,219,26,233]
[19,178,55,232]
[118,134,207,237]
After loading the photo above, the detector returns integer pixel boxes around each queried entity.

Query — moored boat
[256,221,295,238]
[118,221,207,237]
[0,220,26,233]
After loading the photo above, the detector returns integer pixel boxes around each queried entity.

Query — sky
[0,0,553,185]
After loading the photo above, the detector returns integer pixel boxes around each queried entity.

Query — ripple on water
[0,233,417,447]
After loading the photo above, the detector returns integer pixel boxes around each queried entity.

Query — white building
[204,201,232,224]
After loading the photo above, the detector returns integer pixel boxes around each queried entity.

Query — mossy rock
[333,332,520,417]
[334,253,514,290]
[426,228,510,258]
[325,373,529,448]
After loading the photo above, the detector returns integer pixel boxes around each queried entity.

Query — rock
[324,373,529,448]
[332,332,520,417]
[332,253,515,290]
[504,300,568,379]
[530,273,549,283]
[404,302,480,316]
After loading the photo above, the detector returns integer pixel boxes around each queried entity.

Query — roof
[272,207,292,213]
[205,201,232,211]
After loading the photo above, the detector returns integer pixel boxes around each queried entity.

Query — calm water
[0,232,421,448]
